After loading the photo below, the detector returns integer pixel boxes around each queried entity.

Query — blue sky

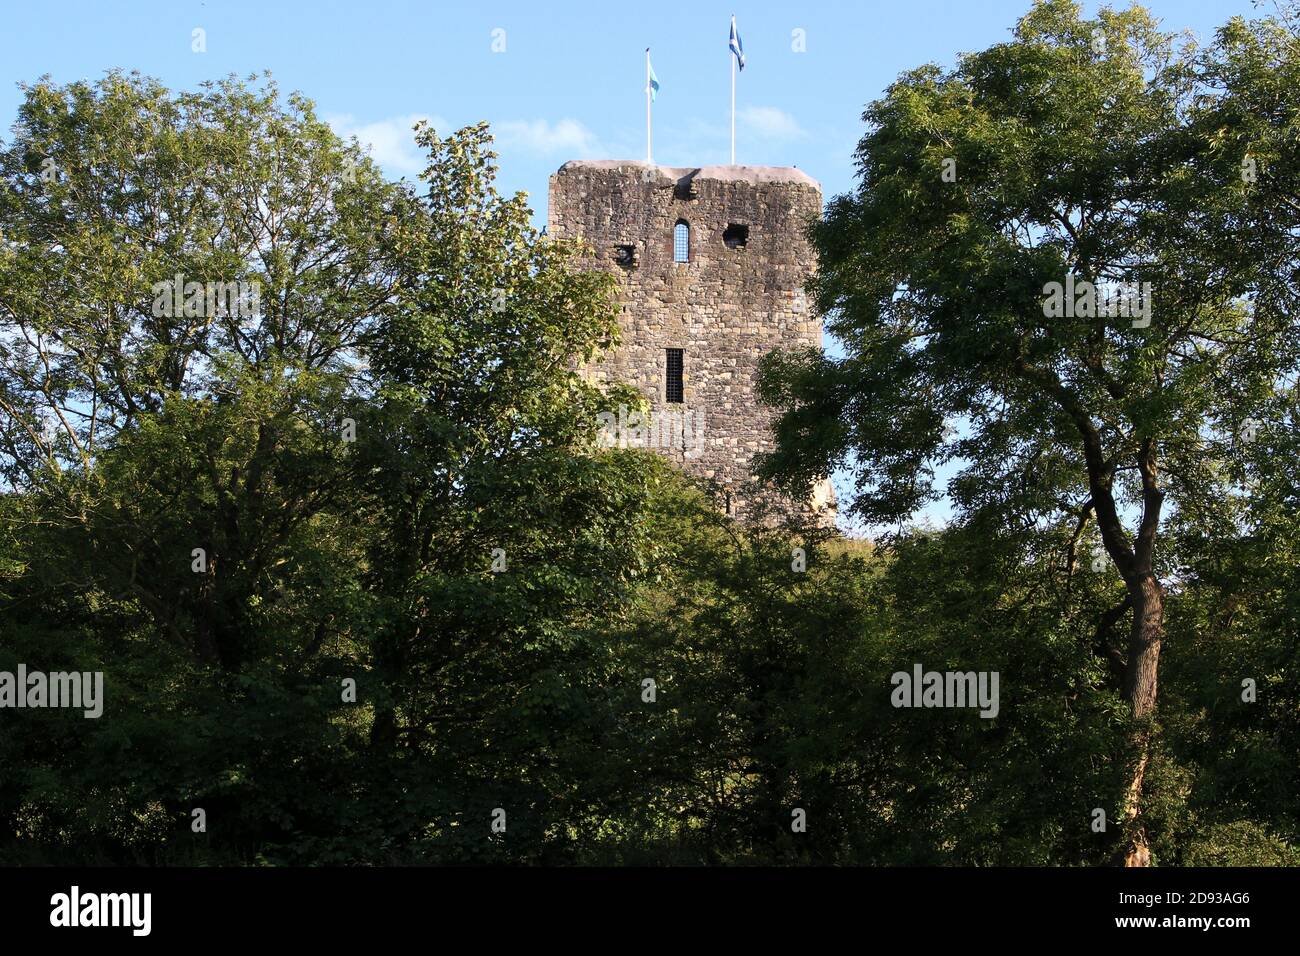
[0,0,1268,531]
[1,0,1263,214]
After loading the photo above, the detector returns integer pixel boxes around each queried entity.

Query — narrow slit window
[673,221,690,263]
[665,348,684,404]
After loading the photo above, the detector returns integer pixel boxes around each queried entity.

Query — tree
[347,121,691,861]
[0,71,408,860]
[0,71,402,670]
[0,71,697,863]
[757,0,1300,864]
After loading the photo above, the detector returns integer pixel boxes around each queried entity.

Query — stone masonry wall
[547,159,834,523]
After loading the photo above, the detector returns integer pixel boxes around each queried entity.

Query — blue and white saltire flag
[649,57,660,101]
[729,15,745,71]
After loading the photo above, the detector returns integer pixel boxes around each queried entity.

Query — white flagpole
[730,45,736,164]
[646,48,652,164]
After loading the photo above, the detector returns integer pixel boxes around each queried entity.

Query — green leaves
[2,14,1297,866]
[753,0,1300,863]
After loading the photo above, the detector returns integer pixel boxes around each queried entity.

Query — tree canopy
[2,3,1298,867]
[758,0,1300,864]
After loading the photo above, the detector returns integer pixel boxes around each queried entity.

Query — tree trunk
[1124,574,1163,720]
[1118,572,1163,866]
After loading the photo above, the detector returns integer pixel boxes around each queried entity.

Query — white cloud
[327,113,448,176]
[739,106,806,141]
[329,114,603,171]
[493,118,602,157]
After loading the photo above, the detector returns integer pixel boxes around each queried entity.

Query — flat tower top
[555,159,819,189]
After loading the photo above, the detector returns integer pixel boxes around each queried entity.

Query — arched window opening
[673,221,690,263]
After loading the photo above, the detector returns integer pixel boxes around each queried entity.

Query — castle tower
[547,160,834,523]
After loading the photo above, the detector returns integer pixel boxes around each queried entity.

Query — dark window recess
[665,348,684,403]
[723,224,749,249]
[673,221,690,262]
[613,244,637,268]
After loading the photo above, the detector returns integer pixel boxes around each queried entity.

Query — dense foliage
[757,0,1300,864]
[1,1,1296,866]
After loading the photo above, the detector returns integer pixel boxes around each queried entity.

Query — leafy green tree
[4,5,1297,867]
[0,71,406,861]
[0,71,400,670]
[757,0,1300,864]
[345,121,693,861]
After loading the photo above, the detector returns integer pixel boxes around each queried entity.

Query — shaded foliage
[2,5,1298,865]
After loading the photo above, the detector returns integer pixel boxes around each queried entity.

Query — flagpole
[646,48,652,164]
[730,45,736,164]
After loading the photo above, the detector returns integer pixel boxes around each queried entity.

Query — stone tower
[547,160,834,523]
